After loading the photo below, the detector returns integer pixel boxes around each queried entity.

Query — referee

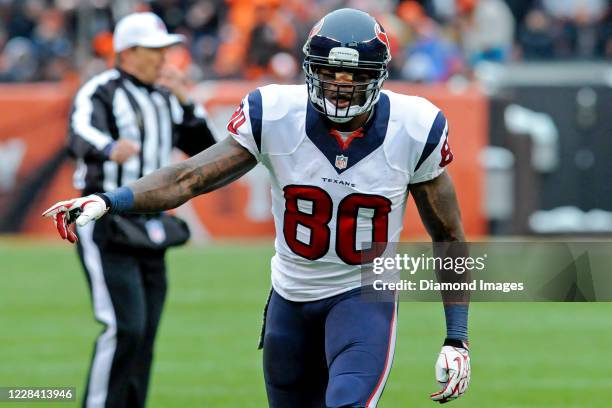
[67,13,216,408]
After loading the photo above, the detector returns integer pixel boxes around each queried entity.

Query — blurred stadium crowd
[0,0,610,83]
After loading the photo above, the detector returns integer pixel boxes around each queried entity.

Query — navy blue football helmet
[303,8,392,123]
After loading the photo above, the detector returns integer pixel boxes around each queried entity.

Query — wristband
[100,186,134,214]
[444,304,468,341]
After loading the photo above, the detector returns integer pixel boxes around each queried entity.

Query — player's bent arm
[408,172,464,242]
[409,171,469,305]
[129,136,256,212]
[410,172,471,403]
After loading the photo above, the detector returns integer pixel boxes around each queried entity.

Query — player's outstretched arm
[409,172,471,404]
[129,137,256,212]
[42,137,256,242]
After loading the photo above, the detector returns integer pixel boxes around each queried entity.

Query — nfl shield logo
[335,155,348,170]
[145,219,166,245]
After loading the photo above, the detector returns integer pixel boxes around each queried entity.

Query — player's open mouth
[326,96,351,108]
[336,99,350,108]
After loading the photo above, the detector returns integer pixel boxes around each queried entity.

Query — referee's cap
[113,12,185,53]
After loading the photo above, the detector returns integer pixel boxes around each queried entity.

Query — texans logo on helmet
[374,23,390,51]
[308,18,325,39]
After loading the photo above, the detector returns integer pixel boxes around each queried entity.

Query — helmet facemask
[303,56,388,123]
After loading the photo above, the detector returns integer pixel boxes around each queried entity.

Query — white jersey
[229,84,452,301]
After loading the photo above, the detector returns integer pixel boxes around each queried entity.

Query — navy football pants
[262,287,397,408]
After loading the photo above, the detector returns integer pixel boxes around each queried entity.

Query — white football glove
[42,195,109,243]
[430,342,470,404]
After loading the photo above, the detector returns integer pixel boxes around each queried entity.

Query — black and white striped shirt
[68,68,216,195]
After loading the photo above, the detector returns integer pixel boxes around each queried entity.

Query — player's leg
[324,289,398,408]
[262,289,328,408]
[76,222,147,408]
[125,253,168,408]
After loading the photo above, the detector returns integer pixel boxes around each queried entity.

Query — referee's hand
[109,139,140,164]
[157,65,189,104]
[42,195,109,243]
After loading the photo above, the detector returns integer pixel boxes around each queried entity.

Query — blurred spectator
[459,0,516,66]
[503,0,536,26]
[0,0,610,83]
[31,7,74,80]
[0,37,38,81]
[6,0,44,39]
[518,8,556,60]
[244,1,297,80]
[149,0,187,31]
[0,26,7,56]
[398,1,465,82]
[421,0,466,22]
[80,30,114,79]
[184,0,224,37]
[541,0,606,21]
[549,0,606,59]
[596,5,612,58]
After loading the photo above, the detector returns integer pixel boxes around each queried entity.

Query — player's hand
[109,139,140,164]
[42,195,109,243]
[430,342,470,404]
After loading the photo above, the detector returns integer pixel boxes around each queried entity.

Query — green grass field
[1,238,611,407]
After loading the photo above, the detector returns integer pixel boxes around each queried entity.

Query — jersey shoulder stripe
[247,89,263,153]
[414,110,447,172]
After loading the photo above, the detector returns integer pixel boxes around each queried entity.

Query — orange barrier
[0,83,79,235]
[0,81,487,240]
[390,83,488,238]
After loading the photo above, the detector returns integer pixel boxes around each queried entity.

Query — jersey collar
[305,92,390,175]
[328,127,365,150]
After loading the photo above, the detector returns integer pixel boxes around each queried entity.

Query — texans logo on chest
[305,94,390,175]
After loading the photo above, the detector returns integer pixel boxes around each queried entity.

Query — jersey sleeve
[410,110,453,184]
[227,89,263,162]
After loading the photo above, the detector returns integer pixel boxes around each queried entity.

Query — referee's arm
[67,83,115,162]
[171,95,217,156]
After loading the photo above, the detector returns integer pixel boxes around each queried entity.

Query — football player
[44,8,470,407]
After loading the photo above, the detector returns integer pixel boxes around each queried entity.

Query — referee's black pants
[76,222,167,408]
